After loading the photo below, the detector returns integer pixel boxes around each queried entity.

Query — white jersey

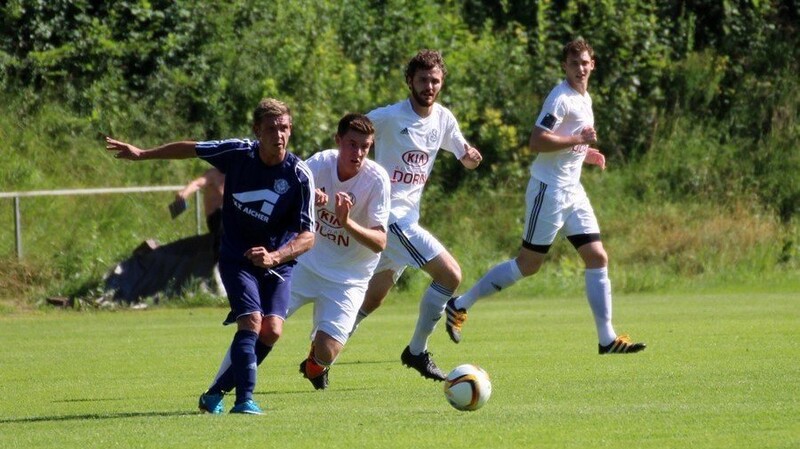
[297,149,391,285]
[531,80,594,189]
[368,99,468,224]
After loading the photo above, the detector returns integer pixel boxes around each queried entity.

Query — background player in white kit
[445,39,646,355]
[349,50,483,381]
[288,113,391,390]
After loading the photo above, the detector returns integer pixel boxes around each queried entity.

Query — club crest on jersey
[274,179,290,194]
[231,188,281,223]
[402,150,429,167]
[426,129,439,144]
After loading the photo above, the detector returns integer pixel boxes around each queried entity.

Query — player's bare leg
[299,331,342,390]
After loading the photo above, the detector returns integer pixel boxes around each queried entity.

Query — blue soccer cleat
[198,391,225,415]
[230,399,264,415]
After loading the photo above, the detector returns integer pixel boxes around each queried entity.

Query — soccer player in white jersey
[446,39,646,355]
[289,113,391,389]
[349,50,483,381]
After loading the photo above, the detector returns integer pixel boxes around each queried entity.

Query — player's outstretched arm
[105,136,197,161]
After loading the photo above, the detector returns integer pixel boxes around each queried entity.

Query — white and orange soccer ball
[443,364,492,411]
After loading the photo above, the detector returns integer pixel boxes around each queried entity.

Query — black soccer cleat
[445,297,467,344]
[598,334,647,354]
[299,359,329,390]
[401,346,446,381]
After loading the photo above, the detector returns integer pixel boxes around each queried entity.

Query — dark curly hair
[405,49,447,82]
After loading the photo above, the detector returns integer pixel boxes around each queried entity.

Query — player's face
[562,50,594,94]
[254,114,292,154]
[408,67,443,109]
[335,130,373,180]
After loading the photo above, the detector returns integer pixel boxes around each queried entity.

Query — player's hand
[105,136,143,160]
[579,126,597,145]
[334,192,353,225]
[584,147,606,170]
[244,247,279,268]
[461,144,482,169]
[314,188,328,206]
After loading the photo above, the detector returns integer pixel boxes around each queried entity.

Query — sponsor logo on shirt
[572,144,589,154]
[391,170,428,185]
[231,188,281,223]
[314,209,350,247]
[402,150,429,167]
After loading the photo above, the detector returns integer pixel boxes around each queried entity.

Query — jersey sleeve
[440,108,469,159]
[195,139,253,173]
[366,106,388,128]
[367,167,391,230]
[294,160,316,233]
[535,91,568,132]
[303,151,324,179]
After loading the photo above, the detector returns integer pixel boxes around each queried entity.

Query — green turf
[0,292,797,449]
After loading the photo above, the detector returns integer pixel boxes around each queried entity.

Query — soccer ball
[443,364,492,411]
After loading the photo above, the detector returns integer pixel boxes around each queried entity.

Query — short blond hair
[252,98,292,126]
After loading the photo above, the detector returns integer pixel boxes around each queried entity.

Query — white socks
[408,282,453,354]
[454,259,523,310]
[585,267,616,346]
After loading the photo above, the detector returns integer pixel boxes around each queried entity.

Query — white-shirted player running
[288,113,391,389]
[349,50,483,381]
[445,39,646,355]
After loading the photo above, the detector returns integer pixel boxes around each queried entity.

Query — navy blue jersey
[195,139,315,263]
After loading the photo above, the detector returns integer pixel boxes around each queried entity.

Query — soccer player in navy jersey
[105,98,315,415]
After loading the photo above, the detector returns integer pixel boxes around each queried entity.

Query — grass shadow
[0,410,199,424]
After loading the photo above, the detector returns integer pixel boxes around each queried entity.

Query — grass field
[0,291,797,449]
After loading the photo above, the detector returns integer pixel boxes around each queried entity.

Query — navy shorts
[219,257,293,325]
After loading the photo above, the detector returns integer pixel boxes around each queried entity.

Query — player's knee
[258,319,283,345]
[441,266,462,289]
[237,312,262,333]
[517,258,542,277]
[579,243,608,268]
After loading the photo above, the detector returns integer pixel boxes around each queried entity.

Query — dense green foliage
[1,292,798,448]
[1,1,798,301]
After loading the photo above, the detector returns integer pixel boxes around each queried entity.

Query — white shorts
[523,178,600,247]
[287,263,367,346]
[374,221,446,283]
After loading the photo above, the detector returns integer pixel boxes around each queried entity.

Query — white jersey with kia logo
[368,99,468,225]
[298,149,391,285]
[531,80,594,190]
